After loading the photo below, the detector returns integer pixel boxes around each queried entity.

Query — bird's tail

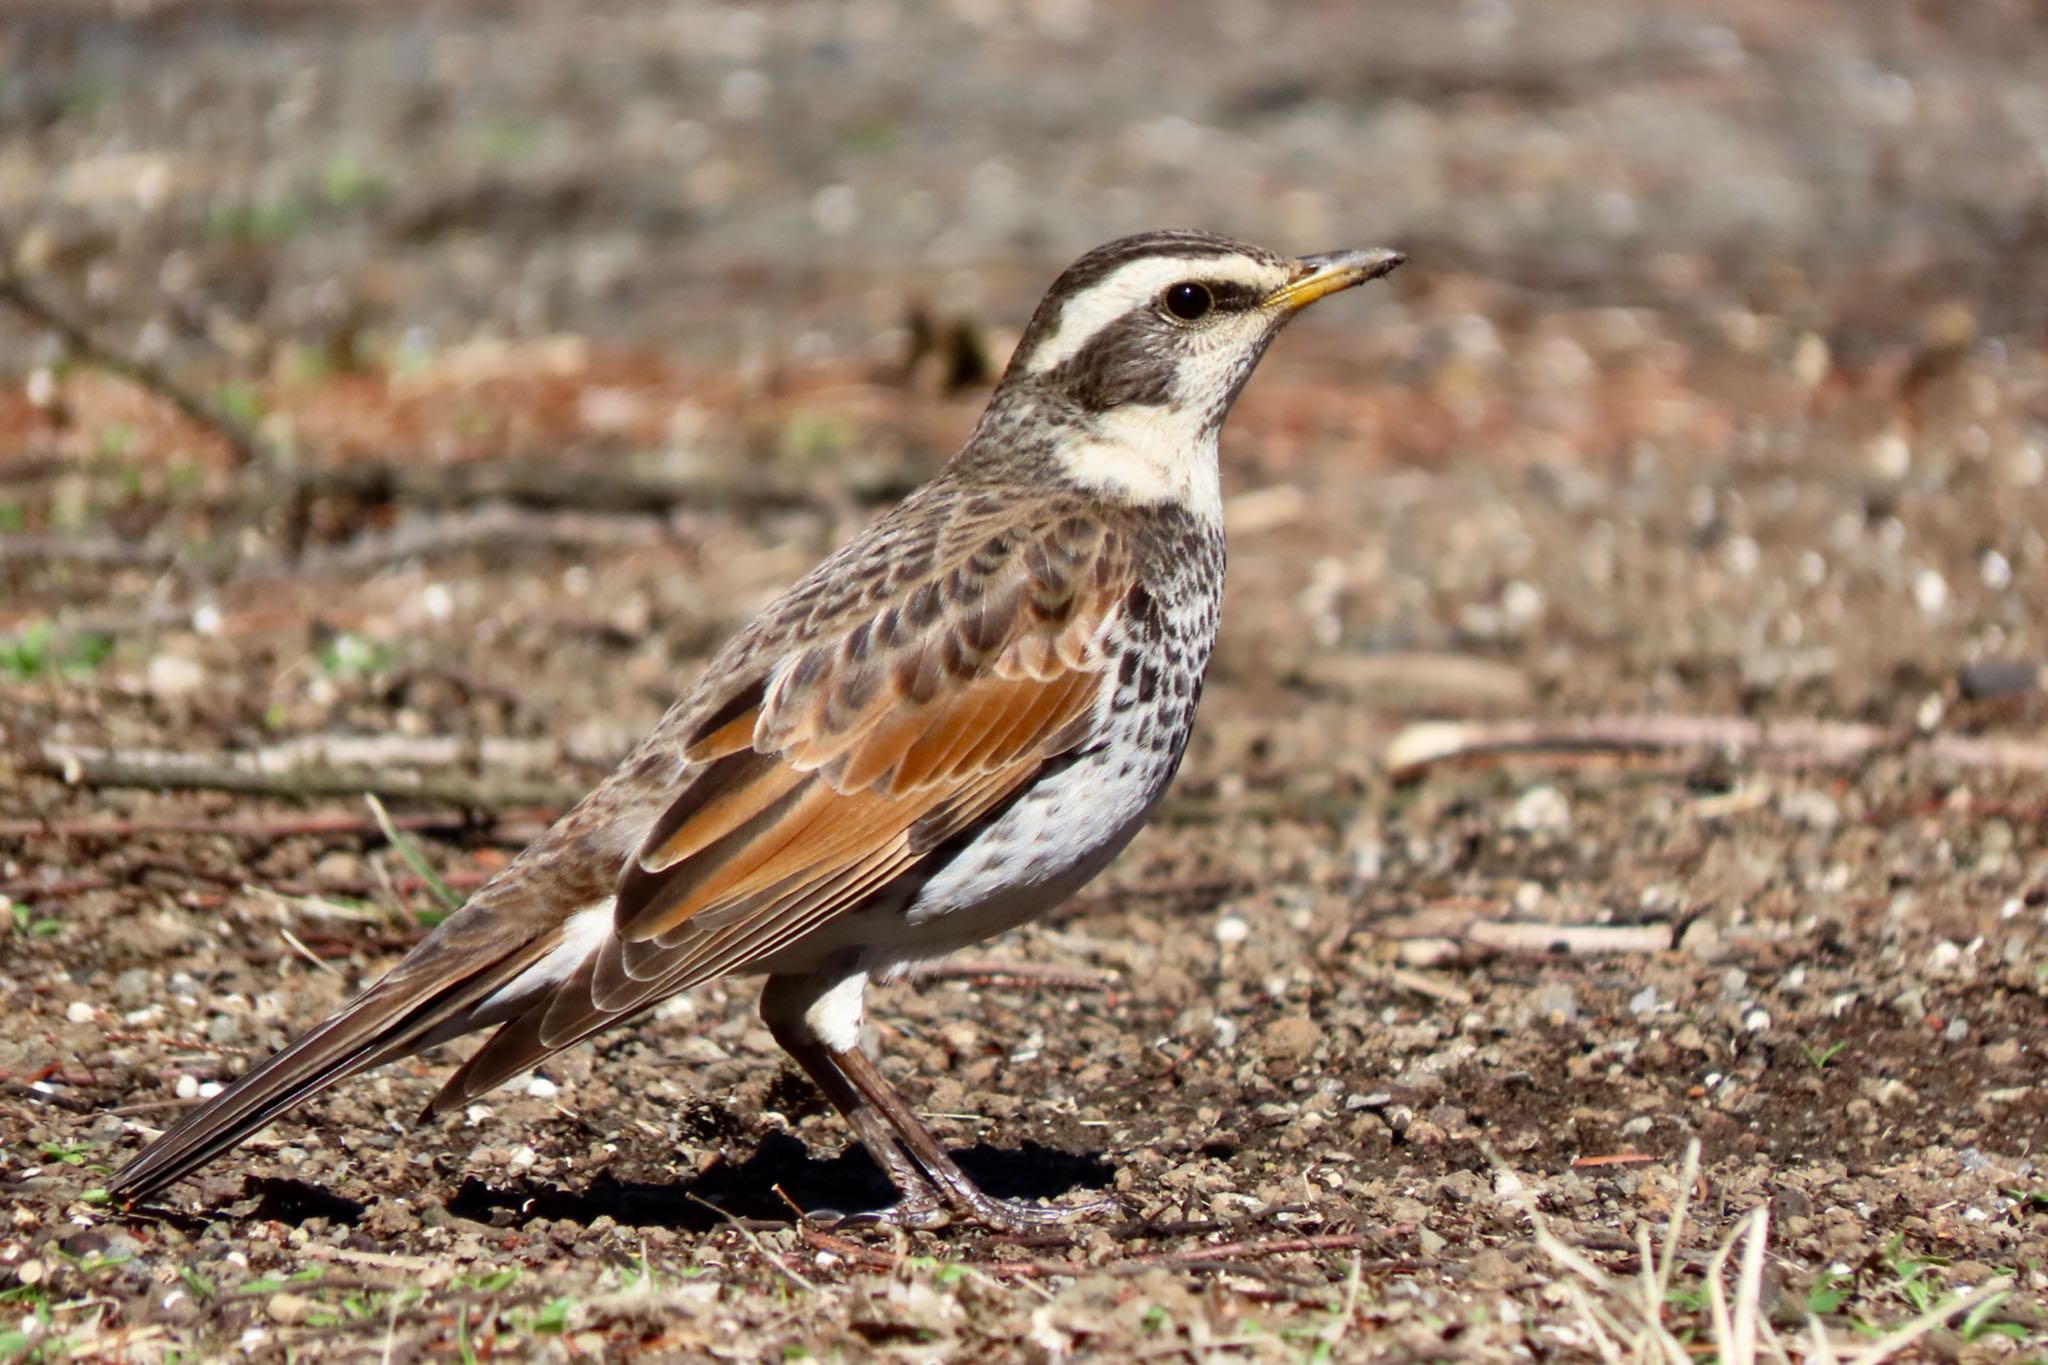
[108,930,549,1203]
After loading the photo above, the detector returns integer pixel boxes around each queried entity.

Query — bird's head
[977,229,1403,514]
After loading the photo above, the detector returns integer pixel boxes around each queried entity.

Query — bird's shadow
[447,1133,1114,1230]
[218,1135,1113,1233]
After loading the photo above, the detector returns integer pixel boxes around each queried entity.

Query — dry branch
[291,504,669,572]
[0,264,270,468]
[0,534,179,569]
[904,960,1120,991]
[1368,906,1678,966]
[31,741,583,810]
[0,806,521,844]
[1387,713,2048,780]
[284,456,831,518]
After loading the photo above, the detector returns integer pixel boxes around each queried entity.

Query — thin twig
[28,745,582,810]
[0,807,533,844]
[0,534,179,568]
[1387,713,2048,779]
[284,456,833,518]
[1373,909,1677,966]
[904,960,1120,991]
[0,266,270,468]
[292,504,668,573]
[689,1195,818,1295]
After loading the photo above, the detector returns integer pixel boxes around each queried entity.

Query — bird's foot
[948,1188,1125,1231]
[813,1187,1124,1232]
[817,1199,953,1231]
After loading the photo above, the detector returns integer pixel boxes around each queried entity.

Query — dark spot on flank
[873,605,904,646]
[836,665,880,715]
[895,648,945,705]
[906,581,945,627]
[788,649,829,692]
[844,619,873,661]
[946,565,986,604]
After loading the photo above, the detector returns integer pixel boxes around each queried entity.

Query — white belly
[754,715,1185,980]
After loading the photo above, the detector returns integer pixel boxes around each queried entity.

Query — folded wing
[429,507,1134,1108]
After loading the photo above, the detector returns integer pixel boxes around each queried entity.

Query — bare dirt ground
[2,1,2046,1360]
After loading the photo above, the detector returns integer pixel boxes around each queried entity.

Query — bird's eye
[1163,282,1213,322]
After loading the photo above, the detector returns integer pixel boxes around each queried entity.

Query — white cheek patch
[1057,407,1223,522]
[1026,255,1282,375]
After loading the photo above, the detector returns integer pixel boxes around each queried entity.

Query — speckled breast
[877,507,1227,960]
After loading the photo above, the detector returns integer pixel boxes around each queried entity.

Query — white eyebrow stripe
[1023,254,1281,375]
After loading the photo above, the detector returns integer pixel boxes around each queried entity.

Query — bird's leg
[828,1040,1123,1230]
[763,1023,952,1228]
[760,971,1119,1231]
[761,971,949,1227]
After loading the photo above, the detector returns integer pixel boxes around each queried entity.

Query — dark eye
[1163,282,1213,322]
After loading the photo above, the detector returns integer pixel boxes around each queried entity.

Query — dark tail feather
[109,949,536,1202]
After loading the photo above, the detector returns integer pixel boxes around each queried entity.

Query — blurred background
[3,2,2046,1358]
[2,0,2044,719]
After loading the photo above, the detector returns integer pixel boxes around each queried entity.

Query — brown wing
[430,508,1134,1107]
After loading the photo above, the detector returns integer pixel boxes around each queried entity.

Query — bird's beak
[1264,247,1407,313]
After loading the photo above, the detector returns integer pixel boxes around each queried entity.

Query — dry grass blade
[1493,1137,2024,1365]
[685,1195,817,1296]
[365,793,464,913]
[276,925,341,976]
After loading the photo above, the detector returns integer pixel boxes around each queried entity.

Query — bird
[108,229,1404,1228]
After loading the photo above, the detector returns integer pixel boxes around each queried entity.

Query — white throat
[1054,404,1223,523]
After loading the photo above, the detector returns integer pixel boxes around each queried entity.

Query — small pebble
[1778,789,1840,830]
[1508,785,1571,834]
[1523,983,1578,1023]
[174,1074,200,1100]
[1628,986,1660,1016]
[147,653,207,699]
[1259,1015,1320,1062]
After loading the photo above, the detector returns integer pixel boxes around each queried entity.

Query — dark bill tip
[1266,247,1407,311]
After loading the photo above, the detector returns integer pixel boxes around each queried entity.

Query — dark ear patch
[1045,310,1179,410]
